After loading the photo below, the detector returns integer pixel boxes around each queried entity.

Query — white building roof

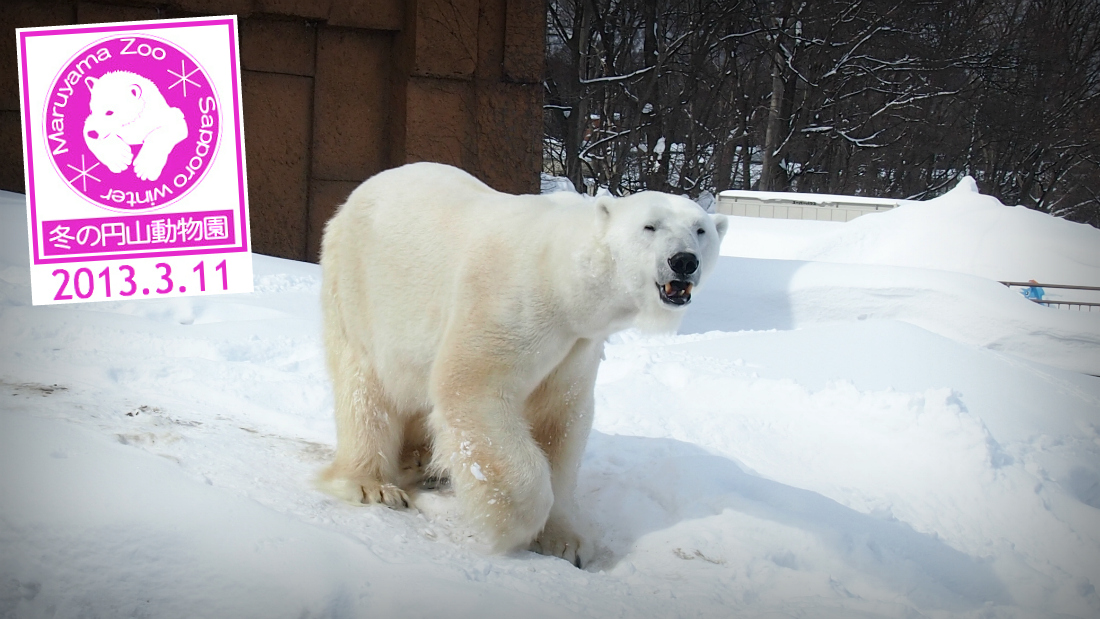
[718,189,918,208]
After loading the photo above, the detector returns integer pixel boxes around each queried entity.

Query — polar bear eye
[696,228,705,235]
[644,224,656,232]
[106,110,114,116]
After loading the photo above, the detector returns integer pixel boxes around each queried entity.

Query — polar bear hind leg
[317,330,413,509]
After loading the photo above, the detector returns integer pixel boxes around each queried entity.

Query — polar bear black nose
[87,130,99,140]
[669,252,699,276]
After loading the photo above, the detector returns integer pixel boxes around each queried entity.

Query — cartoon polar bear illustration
[83,71,188,181]
[318,162,728,567]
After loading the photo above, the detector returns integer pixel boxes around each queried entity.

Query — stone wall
[1,0,544,261]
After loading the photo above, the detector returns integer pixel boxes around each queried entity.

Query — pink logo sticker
[43,34,220,211]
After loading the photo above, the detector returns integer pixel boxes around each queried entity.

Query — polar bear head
[597,192,728,332]
[83,71,150,141]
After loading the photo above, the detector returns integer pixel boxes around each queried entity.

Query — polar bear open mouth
[658,281,694,306]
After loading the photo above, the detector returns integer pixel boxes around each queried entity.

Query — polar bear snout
[657,253,700,306]
[668,252,699,276]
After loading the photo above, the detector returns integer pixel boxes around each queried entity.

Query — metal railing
[999,281,1100,311]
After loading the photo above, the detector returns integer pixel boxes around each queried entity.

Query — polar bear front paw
[87,134,133,173]
[531,520,591,568]
[133,148,170,182]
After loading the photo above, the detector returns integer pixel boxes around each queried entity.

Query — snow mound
[722,177,1100,286]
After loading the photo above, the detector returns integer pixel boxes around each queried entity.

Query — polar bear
[318,162,727,567]
[83,71,187,181]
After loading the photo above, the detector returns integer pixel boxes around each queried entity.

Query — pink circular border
[42,32,222,213]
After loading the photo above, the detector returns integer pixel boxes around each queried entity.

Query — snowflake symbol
[66,155,101,192]
[167,59,201,97]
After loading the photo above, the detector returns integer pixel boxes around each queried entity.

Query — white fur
[318,162,727,567]
[83,71,187,181]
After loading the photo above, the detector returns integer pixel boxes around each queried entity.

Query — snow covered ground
[1,180,1099,619]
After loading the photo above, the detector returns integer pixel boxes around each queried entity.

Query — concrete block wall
[2,0,544,262]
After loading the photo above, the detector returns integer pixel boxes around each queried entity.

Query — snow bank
[682,255,1100,375]
[721,178,1100,286]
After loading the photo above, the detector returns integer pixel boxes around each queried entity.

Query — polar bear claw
[532,518,590,568]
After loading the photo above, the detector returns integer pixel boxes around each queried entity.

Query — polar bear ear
[85,76,98,91]
[713,213,729,241]
[129,84,142,99]
[595,196,616,231]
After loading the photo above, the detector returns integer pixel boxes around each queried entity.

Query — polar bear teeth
[659,281,694,305]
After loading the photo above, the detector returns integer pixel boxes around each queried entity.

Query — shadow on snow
[579,431,1011,613]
